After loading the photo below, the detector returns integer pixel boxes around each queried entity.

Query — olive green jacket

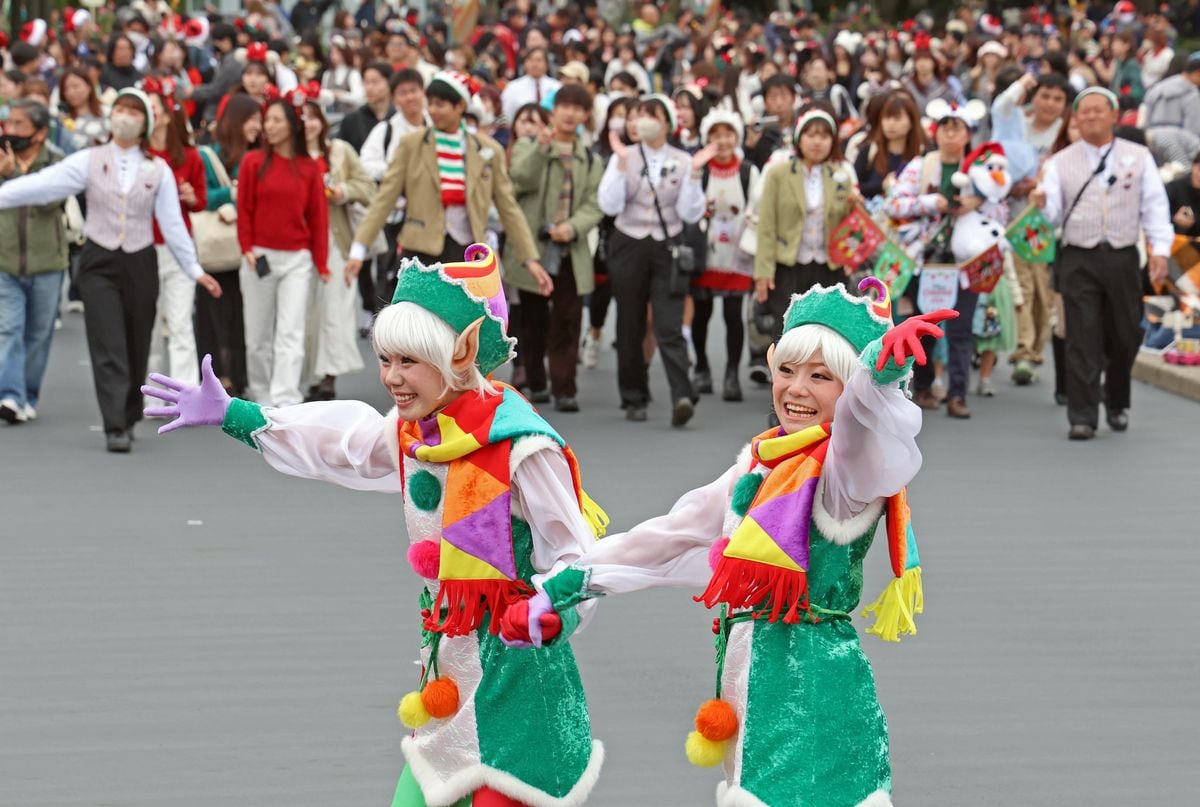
[0,144,69,277]
[755,157,856,280]
[504,137,604,295]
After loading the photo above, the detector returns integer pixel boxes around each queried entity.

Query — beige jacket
[326,139,377,259]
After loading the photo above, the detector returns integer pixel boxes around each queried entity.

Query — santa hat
[1114,0,1137,22]
[183,16,209,49]
[953,141,1007,189]
[428,70,478,106]
[978,12,1003,36]
[64,8,91,33]
[21,19,48,47]
[977,40,1007,60]
[699,109,744,145]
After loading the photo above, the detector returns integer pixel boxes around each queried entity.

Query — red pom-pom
[709,537,731,571]
[695,698,739,742]
[421,677,459,718]
[407,540,441,579]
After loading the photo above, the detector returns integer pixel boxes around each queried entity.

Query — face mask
[128,32,146,48]
[110,114,143,142]
[607,117,626,133]
[1,134,34,152]
[634,117,663,141]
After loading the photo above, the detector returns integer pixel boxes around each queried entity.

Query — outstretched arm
[143,355,400,492]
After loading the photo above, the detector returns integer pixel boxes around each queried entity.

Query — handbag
[640,144,695,296]
[192,146,243,273]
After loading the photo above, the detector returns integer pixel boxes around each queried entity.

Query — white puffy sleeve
[579,462,742,594]
[821,366,923,521]
[241,400,402,493]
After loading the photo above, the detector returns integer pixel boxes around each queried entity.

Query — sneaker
[0,398,27,424]
[1069,424,1095,441]
[748,364,770,385]
[1106,408,1129,432]
[22,403,37,421]
[976,377,996,397]
[625,405,648,422]
[554,396,580,412]
[671,398,695,428]
[65,300,84,314]
[581,332,600,369]
[693,368,714,395]
[1011,360,1035,386]
[526,388,551,404]
[722,369,743,402]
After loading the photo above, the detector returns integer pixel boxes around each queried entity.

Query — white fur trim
[734,443,755,474]
[402,737,604,807]
[382,406,401,465]
[509,434,562,472]
[718,783,891,807]
[716,781,769,807]
[811,476,884,546]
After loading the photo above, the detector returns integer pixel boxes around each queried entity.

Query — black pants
[518,260,581,397]
[692,292,745,373]
[765,262,841,340]
[1058,244,1142,427]
[193,269,246,396]
[75,240,159,434]
[607,231,694,408]
[905,278,979,400]
[588,276,612,331]
[407,237,468,268]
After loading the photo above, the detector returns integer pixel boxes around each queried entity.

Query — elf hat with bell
[781,277,894,354]
[390,243,515,375]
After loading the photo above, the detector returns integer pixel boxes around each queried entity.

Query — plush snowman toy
[949,141,1013,263]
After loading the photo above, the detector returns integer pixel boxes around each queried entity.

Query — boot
[722,367,743,402]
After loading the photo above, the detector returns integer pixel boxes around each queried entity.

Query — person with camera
[0,101,70,425]
[597,95,710,426]
[506,84,604,413]
[0,90,222,451]
[744,74,798,169]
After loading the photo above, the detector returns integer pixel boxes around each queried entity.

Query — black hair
[609,70,638,90]
[210,23,237,45]
[362,60,394,82]
[390,68,424,91]
[1041,52,1069,78]
[259,98,308,176]
[10,42,39,67]
[1114,124,1146,146]
[1034,72,1071,98]
[426,80,467,108]
[762,74,798,97]
[106,34,136,65]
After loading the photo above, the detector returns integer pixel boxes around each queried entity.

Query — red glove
[876,309,960,371]
[499,593,562,648]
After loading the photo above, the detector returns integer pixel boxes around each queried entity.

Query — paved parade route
[3,315,1196,806]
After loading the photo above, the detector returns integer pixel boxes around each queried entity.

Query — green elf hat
[781,277,894,354]
[390,243,516,375]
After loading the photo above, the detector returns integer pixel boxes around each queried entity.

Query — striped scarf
[697,423,922,640]
[398,383,607,636]
[435,128,467,207]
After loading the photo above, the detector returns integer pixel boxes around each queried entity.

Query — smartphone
[255,254,271,278]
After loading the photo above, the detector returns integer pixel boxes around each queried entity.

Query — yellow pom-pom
[685,730,727,767]
[398,691,431,728]
[420,677,460,719]
[694,699,739,742]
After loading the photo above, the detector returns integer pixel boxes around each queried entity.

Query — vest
[84,143,162,253]
[1055,138,1147,250]
[613,144,692,241]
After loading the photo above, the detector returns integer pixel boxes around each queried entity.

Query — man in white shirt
[501,47,561,124]
[359,68,431,306]
[1033,88,1174,440]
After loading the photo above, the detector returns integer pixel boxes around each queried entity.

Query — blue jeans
[0,271,65,408]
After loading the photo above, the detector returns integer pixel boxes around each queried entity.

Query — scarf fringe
[695,555,809,624]
[428,579,534,637]
[862,566,923,642]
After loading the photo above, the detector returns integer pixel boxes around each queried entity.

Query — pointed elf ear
[452,317,484,373]
[766,343,777,372]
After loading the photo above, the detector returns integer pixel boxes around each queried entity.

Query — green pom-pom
[731,473,764,517]
[409,470,442,511]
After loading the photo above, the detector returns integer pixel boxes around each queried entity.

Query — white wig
[372,302,497,397]
[770,324,860,384]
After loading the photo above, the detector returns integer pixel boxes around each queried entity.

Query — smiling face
[378,354,457,420]
[772,350,845,432]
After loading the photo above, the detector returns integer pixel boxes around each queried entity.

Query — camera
[751,116,780,133]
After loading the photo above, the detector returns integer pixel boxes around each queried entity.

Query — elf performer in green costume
[502,278,955,807]
[143,244,607,807]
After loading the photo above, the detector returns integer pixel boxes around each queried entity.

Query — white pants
[146,243,199,386]
[304,235,364,383]
[240,247,312,407]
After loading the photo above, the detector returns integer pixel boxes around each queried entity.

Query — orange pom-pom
[421,677,460,718]
[694,698,738,742]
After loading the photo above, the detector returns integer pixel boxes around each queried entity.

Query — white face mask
[110,113,143,142]
[607,117,626,133]
[634,116,663,141]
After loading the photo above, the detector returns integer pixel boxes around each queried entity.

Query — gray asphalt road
[3,313,1197,807]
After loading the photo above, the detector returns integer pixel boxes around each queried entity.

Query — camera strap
[639,143,682,248]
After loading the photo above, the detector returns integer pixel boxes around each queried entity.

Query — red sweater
[150,146,207,244]
[236,149,329,276]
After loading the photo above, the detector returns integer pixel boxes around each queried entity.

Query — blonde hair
[770,324,859,384]
[371,302,498,396]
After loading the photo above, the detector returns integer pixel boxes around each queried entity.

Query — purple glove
[141,354,232,435]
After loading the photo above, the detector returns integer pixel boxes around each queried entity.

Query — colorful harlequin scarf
[398,383,606,637]
[697,422,922,640]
